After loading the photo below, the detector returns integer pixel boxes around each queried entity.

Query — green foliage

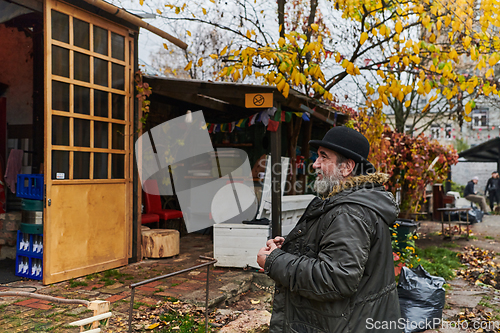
[133,301,154,310]
[100,277,116,286]
[68,279,88,288]
[85,273,99,280]
[450,181,466,196]
[391,224,421,275]
[103,269,125,279]
[158,311,210,333]
[453,137,470,153]
[415,246,464,281]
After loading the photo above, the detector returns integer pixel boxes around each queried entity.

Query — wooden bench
[437,207,472,240]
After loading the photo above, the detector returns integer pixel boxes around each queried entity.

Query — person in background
[485,171,500,212]
[464,176,491,213]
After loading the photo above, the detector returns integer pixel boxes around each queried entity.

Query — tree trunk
[278,0,286,38]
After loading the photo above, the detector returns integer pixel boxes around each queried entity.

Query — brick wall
[0,211,21,248]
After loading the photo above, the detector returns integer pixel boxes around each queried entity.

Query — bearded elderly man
[257,127,401,333]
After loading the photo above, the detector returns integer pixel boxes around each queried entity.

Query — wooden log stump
[142,229,180,258]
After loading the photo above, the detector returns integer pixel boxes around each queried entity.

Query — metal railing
[128,256,217,333]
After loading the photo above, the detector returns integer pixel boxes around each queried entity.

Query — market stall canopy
[143,76,348,125]
[458,137,500,166]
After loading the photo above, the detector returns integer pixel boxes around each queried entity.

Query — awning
[0,0,33,24]
[143,76,348,125]
[458,137,500,165]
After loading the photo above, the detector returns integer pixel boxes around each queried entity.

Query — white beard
[313,168,344,197]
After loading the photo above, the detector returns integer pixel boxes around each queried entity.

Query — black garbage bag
[398,265,446,333]
[469,206,483,223]
[443,210,460,222]
[443,208,481,224]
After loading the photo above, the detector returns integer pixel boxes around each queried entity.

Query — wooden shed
[0,0,185,284]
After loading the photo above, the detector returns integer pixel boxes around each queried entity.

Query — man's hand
[266,236,285,249]
[257,242,278,271]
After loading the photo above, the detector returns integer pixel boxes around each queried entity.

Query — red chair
[142,179,183,230]
[141,213,160,229]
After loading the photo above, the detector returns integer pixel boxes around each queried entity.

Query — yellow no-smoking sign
[245,93,273,108]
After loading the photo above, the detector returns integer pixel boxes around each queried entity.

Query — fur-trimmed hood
[324,172,390,198]
[306,172,398,227]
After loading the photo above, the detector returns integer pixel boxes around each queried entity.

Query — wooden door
[43,0,134,284]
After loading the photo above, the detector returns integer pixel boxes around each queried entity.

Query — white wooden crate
[259,195,315,236]
[213,223,270,268]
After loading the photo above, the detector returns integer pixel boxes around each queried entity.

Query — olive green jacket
[265,173,402,333]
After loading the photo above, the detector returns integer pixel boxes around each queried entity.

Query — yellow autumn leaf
[436,20,442,31]
[277,77,286,91]
[202,8,207,15]
[488,53,499,66]
[139,0,143,5]
[397,90,404,102]
[372,28,377,36]
[463,36,471,49]
[186,30,191,37]
[311,23,319,31]
[382,94,389,105]
[221,46,228,56]
[146,323,160,330]
[197,58,203,66]
[210,54,218,59]
[395,21,403,34]
[379,25,386,36]
[346,62,355,74]
[246,30,251,39]
[184,61,193,71]
[360,32,368,45]
[402,56,409,67]
[156,9,162,15]
[465,102,472,115]
[163,43,168,50]
[278,37,285,47]
[283,83,290,98]
[210,0,215,2]
[404,100,411,108]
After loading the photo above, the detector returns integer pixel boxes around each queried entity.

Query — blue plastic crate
[16,174,44,200]
[16,230,43,258]
[15,255,42,280]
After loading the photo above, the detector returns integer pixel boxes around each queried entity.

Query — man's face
[495,172,499,178]
[313,146,340,179]
[312,146,344,196]
[473,179,478,184]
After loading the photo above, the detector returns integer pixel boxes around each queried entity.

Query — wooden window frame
[46,1,134,185]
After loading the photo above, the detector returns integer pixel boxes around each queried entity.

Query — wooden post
[299,120,313,194]
[271,105,282,238]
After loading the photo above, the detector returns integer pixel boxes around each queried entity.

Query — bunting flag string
[205,107,310,134]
